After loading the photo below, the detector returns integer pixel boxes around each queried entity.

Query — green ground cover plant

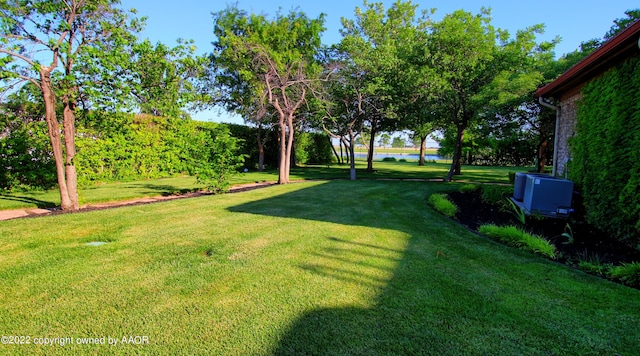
[610,262,640,288]
[428,193,458,217]
[1,180,639,354]
[478,224,558,259]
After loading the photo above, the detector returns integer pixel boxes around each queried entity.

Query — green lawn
[0,161,527,211]
[1,180,639,355]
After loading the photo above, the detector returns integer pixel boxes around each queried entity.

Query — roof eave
[536,19,640,99]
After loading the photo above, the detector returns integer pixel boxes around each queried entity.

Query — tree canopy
[0,0,143,210]
[211,6,326,184]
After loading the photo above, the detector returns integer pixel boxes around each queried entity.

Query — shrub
[459,184,479,193]
[382,157,397,162]
[194,124,246,194]
[294,132,334,165]
[478,224,558,259]
[480,184,512,205]
[578,261,612,277]
[610,262,640,288]
[0,121,56,190]
[428,193,458,218]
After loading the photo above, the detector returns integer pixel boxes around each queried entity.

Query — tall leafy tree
[320,55,366,180]
[0,0,142,210]
[338,0,429,172]
[127,39,207,118]
[211,6,326,184]
[428,8,549,181]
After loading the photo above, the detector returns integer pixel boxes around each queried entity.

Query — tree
[194,124,246,194]
[0,0,142,210]
[391,135,405,148]
[604,8,640,41]
[338,0,429,172]
[379,132,391,148]
[410,122,434,166]
[427,8,550,181]
[320,56,366,180]
[127,39,207,118]
[211,6,326,184]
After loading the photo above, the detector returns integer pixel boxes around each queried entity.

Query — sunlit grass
[0,162,529,210]
[1,180,639,354]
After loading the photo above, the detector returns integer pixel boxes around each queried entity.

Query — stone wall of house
[556,93,581,177]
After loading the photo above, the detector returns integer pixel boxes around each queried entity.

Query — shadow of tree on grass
[0,194,57,209]
[227,180,640,355]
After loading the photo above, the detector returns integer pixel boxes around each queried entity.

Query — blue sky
[119,0,639,124]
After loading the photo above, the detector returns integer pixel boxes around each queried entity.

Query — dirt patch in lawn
[447,189,640,286]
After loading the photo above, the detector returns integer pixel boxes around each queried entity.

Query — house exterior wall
[556,93,581,177]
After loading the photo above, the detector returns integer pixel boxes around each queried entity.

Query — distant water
[352,153,443,160]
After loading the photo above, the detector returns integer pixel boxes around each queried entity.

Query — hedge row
[570,56,640,247]
[0,113,334,191]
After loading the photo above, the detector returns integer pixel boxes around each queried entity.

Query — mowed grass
[0,161,525,210]
[1,180,639,355]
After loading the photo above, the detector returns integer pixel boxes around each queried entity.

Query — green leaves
[571,56,640,246]
[194,124,247,194]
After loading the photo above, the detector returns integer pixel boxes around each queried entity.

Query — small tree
[379,133,391,148]
[391,136,406,149]
[211,6,326,184]
[195,124,246,194]
[320,61,366,180]
[0,0,142,210]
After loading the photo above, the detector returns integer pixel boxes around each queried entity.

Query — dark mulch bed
[447,189,640,275]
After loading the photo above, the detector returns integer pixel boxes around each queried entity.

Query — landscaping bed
[446,187,640,288]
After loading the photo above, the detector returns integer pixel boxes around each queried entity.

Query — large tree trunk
[278,117,288,184]
[258,144,265,172]
[40,69,76,211]
[366,117,378,172]
[418,134,427,166]
[257,126,266,172]
[445,124,465,182]
[284,114,294,183]
[62,100,79,210]
[537,137,549,173]
[329,135,340,164]
[342,136,356,180]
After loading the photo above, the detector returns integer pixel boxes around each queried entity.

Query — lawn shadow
[0,194,57,209]
[122,183,199,196]
[227,180,640,355]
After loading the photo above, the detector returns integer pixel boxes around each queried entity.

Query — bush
[610,262,640,288]
[194,124,246,194]
[428,193,458,218]
[480,184,512,205]
[0,121,56,191]
[382,157,397,162]
[478,224,558,259]
[295,132,334,165]
[578,261,612,277]
[459,184,480,193]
